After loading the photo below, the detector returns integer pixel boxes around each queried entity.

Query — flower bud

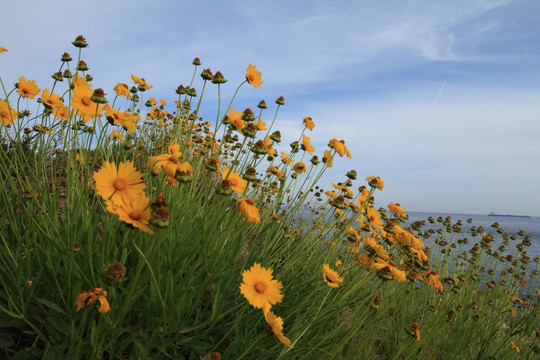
[269,131,281,143]
[250,140,267,154]
[63,69,72,79]
[257,100,267,109]
[241,123,257,138]
[52,72,63,82]
[346,170,357,180]
[192,57,201,66]
[201,68,213,80]
[215,179,234,196]
[101,262,126,286]
[275,96,285,105]
[310,155,320,165]
[186,87,197,97]
[289,141,299,153]
[242,167,258,182]
[211,71,227,84]
[77,60,89,72]
[150,207,171,228]
[72,35,88,48]
[85,74,93,82]
[241,108,255,122]
[90,89,107,104]
[61,52,72,62]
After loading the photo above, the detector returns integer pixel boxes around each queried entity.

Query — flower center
[81,96,91,106]
[113,178,128,191]
[254,281,267,294]
[129,211,141,221]
[169,156,179,164]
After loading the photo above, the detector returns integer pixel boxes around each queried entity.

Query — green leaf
[36,298,66,315]
[0,333,14,347]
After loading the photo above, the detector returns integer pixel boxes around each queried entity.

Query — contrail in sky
[429,79,447,117]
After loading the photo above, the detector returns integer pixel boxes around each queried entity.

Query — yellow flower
[246,64,262,88]
[16,77,40,99]
[303,116,315,130]
[424,271,444,292]
[281,152,293,165]
[236,197,260,224]
[0,99,17,126]
[93,160,146,206]
[365,176,384,190]
[323,149,333,168]
[388,202,406,217]
[394,225,424,249]
[168,141,182,157]
[131,74,153,89]
[328,138,351,158]
[254,119,266,130]
[510,341,520,353]
[75,288,110,313]
[323,264,344,288]
[41,89,64,108]
[72,75,101,122]
[302,134,315,155]
[53,106,70,121]
[0,47,7,53]
[104,104,130,127]
[228,107,245,131]
[222,167,247,193]
[408,322,420,342]
[363,237,389,260]
[240,263,283,310]
[292,161,307,174]
[266,166,285,180]
[366,206,383,230]
[148,154,182,178]
[105,193,154,235]
[264,311,294,349]
[113,82,131,99]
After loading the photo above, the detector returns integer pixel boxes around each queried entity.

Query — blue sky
[2,0,539,215]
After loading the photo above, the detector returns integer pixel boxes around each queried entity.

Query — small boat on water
[488,211,530,218]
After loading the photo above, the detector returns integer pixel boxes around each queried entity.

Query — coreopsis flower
[167,141,182,157]
[148,154,181,178]
[280,152,293,165]
[228,107,245,130]
[105,193,154,235]
[131,74,153,89]
[246,64,262,88]
[16,77,40,99]
[393,226,424,249]
[373,260,407,283]
[322,149,333,168]
[72,75,101,122]
[301,134,315,155]
[424,271,444,292]
[408,322,420,342]
[292,161,307,174]
[303,116,314,130]
[408,247,428,262]
[113,82,131,99]
[254,119,266,131]
[175,161,193,182]
[0,99,17,125]
[266,166,285,180]
[221,167,247,193]
[328,139,351,158]
[388,202,406,218]
[365,176,384,190]
[366,206,383,230]
[0,47,7,53]
[510,341,520,353]
[40,89,64,108]
[75,288,110,313]
[240,263,283,310]
[264,311,294,349]
[93,160,146,206]
[53,106,70,121]
[363,237,390,260]
[236,197,260,224]
[323,264,344,288]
